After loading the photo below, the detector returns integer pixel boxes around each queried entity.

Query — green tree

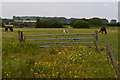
[88,18,103,26]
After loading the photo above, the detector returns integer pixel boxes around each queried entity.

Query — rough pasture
[2,27,118,78]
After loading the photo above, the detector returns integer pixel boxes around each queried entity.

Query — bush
[35,19,63,28]
[107,22,120,26]
[71,20,90,28]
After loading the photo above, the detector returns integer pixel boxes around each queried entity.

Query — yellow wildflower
[73,75,79,78]
[35,62,38,65]
[6,74,9,76]
[117,61,120,64]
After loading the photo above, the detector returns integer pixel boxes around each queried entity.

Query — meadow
[2,27,118,78]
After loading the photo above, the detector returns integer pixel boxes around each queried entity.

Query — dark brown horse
[5,27,8,32]
[99,27,107,34]
[9,27,13,32]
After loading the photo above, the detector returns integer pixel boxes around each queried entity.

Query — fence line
[18,30,99,52]
[25,33,95,37]
[36,42,94,44]
[105,42,119,77]
[26,37,94,41]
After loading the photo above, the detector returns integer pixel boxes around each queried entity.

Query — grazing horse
[5,27,8,32]
[62,30,69,33]
[9,27,13,32]
[99,27,107,34]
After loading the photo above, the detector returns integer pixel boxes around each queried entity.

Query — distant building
[13,16,40,27]
[13,16,39,23]
[4,22,13,27]
[110,19,117,23]
[2,19,14,27]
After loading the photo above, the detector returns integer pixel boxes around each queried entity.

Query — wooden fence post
[18,30,24,42]
[95,30,98,41]
[94,30,100,53]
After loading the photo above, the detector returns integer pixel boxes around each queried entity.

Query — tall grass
[2,27,118,78]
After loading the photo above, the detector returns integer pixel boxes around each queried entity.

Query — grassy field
[2,27,118,78]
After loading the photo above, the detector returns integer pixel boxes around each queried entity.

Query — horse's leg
[105,30,107,34]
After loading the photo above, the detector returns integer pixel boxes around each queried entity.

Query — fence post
[95,30,98,41]
[94,30,100,53]
[18,30,24,42]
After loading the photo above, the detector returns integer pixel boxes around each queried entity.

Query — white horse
[62,29,69,33]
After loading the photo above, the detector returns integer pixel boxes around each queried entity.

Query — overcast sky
[1,0,119,2]
[1,2,119,22]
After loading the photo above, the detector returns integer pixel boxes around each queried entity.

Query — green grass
[2,27,118,78]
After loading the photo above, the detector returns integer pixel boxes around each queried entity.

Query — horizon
[1,15,117,22]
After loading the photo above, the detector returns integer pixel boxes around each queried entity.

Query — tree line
[1,17,120,28]
[35,17,120,28]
